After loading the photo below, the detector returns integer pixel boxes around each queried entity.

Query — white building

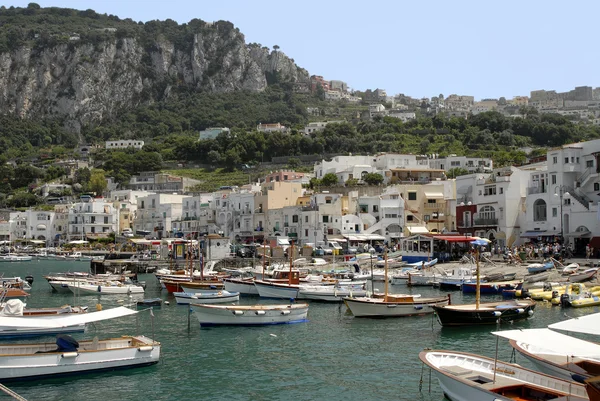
[387,110,416,122]
[105,140,145,150]
[303,121,344,135]
[133,193,185,239]
[68,197,118,241]
[429,155,493,174]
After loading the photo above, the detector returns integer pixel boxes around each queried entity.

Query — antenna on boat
[384,247,388,302]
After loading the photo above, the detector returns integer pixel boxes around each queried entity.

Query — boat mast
[384,247,388,302]
[475,247,480,309]
[289,241,294,285]
[262,239,266,280]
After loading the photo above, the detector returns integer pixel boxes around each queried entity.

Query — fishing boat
[569,268,599,283]
[223,277,259,296]
[68,282,145,295]
[493,328,600,382]
[169,280,224,294]
[190,302,309,326]
[174,291,240,305]
[298,284,367,302]
[461,280,523,295]
[410,266,474,288]
[0,307,160,380]
[343,250,449,317]
[254,243,302,299]
[432,242,536,326]
[419,349,589,401]
[0,254,33,262]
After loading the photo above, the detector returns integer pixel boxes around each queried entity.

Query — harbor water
[1,260,598,401]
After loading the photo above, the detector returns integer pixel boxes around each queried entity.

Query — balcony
[527,186,547,195]
[423,203,445,211]
[473,217,498,226]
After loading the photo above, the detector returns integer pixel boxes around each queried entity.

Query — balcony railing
[527,186,547,195]
[423,203,444,210]
[473,218,498,226]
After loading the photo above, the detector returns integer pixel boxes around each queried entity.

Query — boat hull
[0,336,160,380]
[433,300,536,326]
[298,287,367,302]
[461,281,522,295]
[191,303,309,326]
[223,279,259,296]
[0,324,86,339]
[68,284,144,295]
[174,291,240,305]
[254,281,300,299]
[343,296,449,318]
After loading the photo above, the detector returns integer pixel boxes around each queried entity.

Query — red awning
[432,235,478,242]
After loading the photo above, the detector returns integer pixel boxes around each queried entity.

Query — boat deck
[0,336,156,355]
[440,365,587,401]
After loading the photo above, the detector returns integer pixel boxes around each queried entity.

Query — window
[499,187,503,194]
[484,186,496,196]
[305,216,309,223]
[533,199,547,222]
[551,175,556,185]
[104,216,108,224]
[406,215,414,222]
[576,157,580,163]
[571,157,575,163]
[587,160,594,168]
[478,206,496,221]
[325,197,332,204]
[305,229,308,236]
[565,157,569,164]
[428,199,436,204]
[552,207,557,217]
[373,205,379,212]
[408,192,417,201]
[595,183,600,191]
[292,215,298,223]
[322,216,329,223]
[424,215,430,222]
[553,156,557,164]
[463,211,472,227]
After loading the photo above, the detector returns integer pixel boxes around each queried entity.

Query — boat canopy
[548,312,600,336]
[492,328,600,358]
[0,306,138,329]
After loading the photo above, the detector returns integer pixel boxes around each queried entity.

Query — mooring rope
[0,383,27,401]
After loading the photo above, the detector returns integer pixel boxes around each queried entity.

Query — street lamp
[554,185,570,244]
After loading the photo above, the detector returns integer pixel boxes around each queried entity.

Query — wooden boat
[1,288,29,299]
[432,250,535,326]
[223,277,259,296]
[136,298,162,308]
[343,251,449,317]
[190,302,309,326]
[585,376,600,401]
[493,328,600,382]
[569,268,599,283]
[254,245,302,299]
[298,285,367,302]
[68,282,144,295]
[420,349,588,401]
[163,279,223,294]
[0,306,159,381]
[527,261,555,274]
[174,291,240,305]
[0,300,88,338]
[461,280,523,295]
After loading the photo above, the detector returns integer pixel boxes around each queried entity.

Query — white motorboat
[68,282,145,295]
[0,277,31,291]
[493,328,600,381]
[0,254,32,262]
[190,302,309,326]
[390,267,419,285]
[407,265,452,287]
[298,285,367,302]
[174,291,240,305]
[223,277,259,296]
[420,349,588,401]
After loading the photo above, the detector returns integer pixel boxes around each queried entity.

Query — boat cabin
[268,270,300,285]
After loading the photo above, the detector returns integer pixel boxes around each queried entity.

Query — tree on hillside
[321,173,338,186]
[447,167,469,179]
[89,169,107,196]
[363,173,384,186]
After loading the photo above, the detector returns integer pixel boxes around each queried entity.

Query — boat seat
[440,365,474,376]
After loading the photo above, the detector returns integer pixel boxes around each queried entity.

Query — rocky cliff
[0,19,308,131]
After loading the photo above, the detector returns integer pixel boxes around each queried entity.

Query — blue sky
[6,0,599,100]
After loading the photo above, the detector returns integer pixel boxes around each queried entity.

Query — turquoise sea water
[0,260,598,401]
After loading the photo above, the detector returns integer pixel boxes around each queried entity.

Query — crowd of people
[488,242,576,263]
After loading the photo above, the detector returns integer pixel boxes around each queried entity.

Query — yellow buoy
[96,303,103,311]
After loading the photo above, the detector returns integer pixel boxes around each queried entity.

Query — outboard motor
[24,275,34,285]
[520,289,530,299]
[560,293,571,308]
[543,283,552,292]
[551,290,559,300]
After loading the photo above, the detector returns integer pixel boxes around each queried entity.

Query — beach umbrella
[471,239,489,246]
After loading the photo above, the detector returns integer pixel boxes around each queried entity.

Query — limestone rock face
[0,22,309,131]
